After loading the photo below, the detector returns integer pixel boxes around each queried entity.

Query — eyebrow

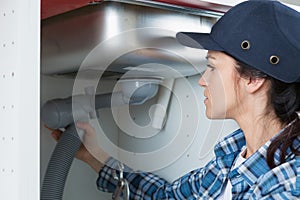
[205,55,216,60]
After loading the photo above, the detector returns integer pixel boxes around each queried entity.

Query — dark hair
[235,61,300,169]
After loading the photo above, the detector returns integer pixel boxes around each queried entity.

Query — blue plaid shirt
[97,129,300,199]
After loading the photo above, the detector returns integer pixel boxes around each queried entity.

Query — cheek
[210,72,226,98]
[224,78,240,115]
[210,73,237,116]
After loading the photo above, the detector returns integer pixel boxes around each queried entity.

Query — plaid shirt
[97,129,300,199]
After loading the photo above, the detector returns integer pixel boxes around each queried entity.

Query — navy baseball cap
[176,0,300,83]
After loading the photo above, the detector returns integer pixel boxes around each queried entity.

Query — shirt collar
[214,125,300,186]
[214,129,246,157]
[237,141,270,185]
[238,123,300,186]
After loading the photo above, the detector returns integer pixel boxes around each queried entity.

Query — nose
[199,70,207,87]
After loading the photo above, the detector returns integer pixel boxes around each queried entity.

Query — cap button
[270,55,280,65]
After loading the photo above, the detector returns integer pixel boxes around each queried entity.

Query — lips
[204,98,208,105]
[203,91,209,104]
[203,91,209,98]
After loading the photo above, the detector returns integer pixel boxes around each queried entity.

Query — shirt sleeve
[250,192,299,200]
[248,159,300,200]
[96,157,210,199]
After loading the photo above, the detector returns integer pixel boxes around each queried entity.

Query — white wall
[0,0,40,199]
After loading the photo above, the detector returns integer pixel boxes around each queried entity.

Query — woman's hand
[46,122,109,172]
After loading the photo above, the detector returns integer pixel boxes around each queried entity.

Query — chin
[205,111,227,120]
[205,111,214,119]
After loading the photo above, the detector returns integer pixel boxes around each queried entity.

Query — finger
[51,132,59,141]
[44,125,55,132]
[51,130,63,141]
[76,122,96,136]
[44,125,63,135]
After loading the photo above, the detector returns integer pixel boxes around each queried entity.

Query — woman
[51,0,300,199]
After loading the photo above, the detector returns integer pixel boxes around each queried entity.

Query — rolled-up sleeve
[96,157,208,199]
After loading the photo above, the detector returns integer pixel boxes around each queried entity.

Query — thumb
[76,122,96,136]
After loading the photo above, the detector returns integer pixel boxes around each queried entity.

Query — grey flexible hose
[41,124,82,200]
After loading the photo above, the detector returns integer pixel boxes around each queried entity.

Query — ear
[244,77,267,94]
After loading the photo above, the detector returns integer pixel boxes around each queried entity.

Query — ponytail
[266,81,300,168]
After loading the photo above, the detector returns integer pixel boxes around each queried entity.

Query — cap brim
[176,32,224,51]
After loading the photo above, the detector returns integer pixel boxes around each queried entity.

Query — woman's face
[199,50,240,119]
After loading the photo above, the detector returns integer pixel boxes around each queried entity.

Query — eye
[207,64,215,72]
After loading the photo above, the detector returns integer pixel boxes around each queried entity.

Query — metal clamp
[112,162,130,200]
